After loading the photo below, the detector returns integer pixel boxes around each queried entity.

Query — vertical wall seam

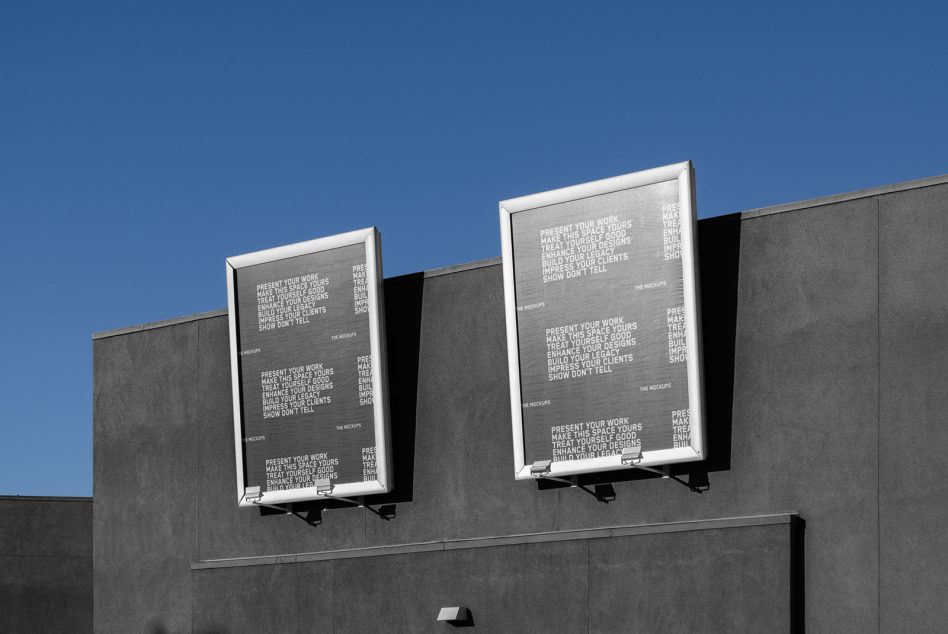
[331,560,336,634]
[91,340,97,631]
[196,322,201,562]
[295,561,304,634]
[876,194,882,634]
[555,487,560,532]
[586,539,590,633]
[194,321,201,634]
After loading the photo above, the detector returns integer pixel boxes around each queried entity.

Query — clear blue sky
[1,2,946,496]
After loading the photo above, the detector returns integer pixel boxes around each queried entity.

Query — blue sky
[1,2,946,496]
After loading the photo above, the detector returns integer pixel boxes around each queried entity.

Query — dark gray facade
[0,496,93,633]
[92,175,948,632]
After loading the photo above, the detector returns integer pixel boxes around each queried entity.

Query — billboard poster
[500,162,705,480]
[227,228,391,506]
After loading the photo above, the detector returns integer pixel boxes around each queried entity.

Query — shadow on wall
[539,212,743,493]
[259,271,426,522]
[370,271,426,506]
[791,516,806,632]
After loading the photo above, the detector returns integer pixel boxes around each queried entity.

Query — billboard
[226,228,391,507]
[500,162,705,480]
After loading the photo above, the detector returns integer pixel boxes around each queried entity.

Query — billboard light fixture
[530,460,581,488]
[529,450,705,498]
[530,460,552,476]
[620,446,643,465]
[621,446,668,476]
[314,480,374,511]
[315,479,334,495]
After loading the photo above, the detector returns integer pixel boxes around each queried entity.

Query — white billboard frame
[499,162,706,481]
[226,227,392,507]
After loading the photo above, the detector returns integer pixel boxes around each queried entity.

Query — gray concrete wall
[92,176,948,632]
[878,185,948,632]
[0,496,93,633]
[191,515,800,633]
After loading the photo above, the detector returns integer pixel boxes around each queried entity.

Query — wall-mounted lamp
[437,606,471,625]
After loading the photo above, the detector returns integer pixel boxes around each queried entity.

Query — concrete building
[0,496,93,632]
[6,173,948,632]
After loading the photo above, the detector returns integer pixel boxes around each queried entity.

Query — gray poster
[509,178,693,467]
[233,244,379,494]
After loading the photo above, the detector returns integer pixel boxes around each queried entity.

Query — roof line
[735,172,948,220]
[94,172,948,340]
[94,309,228,340]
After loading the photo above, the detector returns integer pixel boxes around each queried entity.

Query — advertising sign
[500,162,705,480]
[227,228,391,506]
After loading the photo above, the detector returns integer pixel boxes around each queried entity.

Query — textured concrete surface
[192,518,795,633]
[333,541,588,632]
[93,177,948,631]
[0,497,92,633]
[879,183,948,633]
[588,523,797,632]
[93,324,200,633]
[726,198,879,632]
[191,559,333,633]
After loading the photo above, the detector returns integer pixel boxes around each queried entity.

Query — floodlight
[620,446,643,465]
[315,479,333,494]
[530,460,552,476]
[244,486,262,503]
